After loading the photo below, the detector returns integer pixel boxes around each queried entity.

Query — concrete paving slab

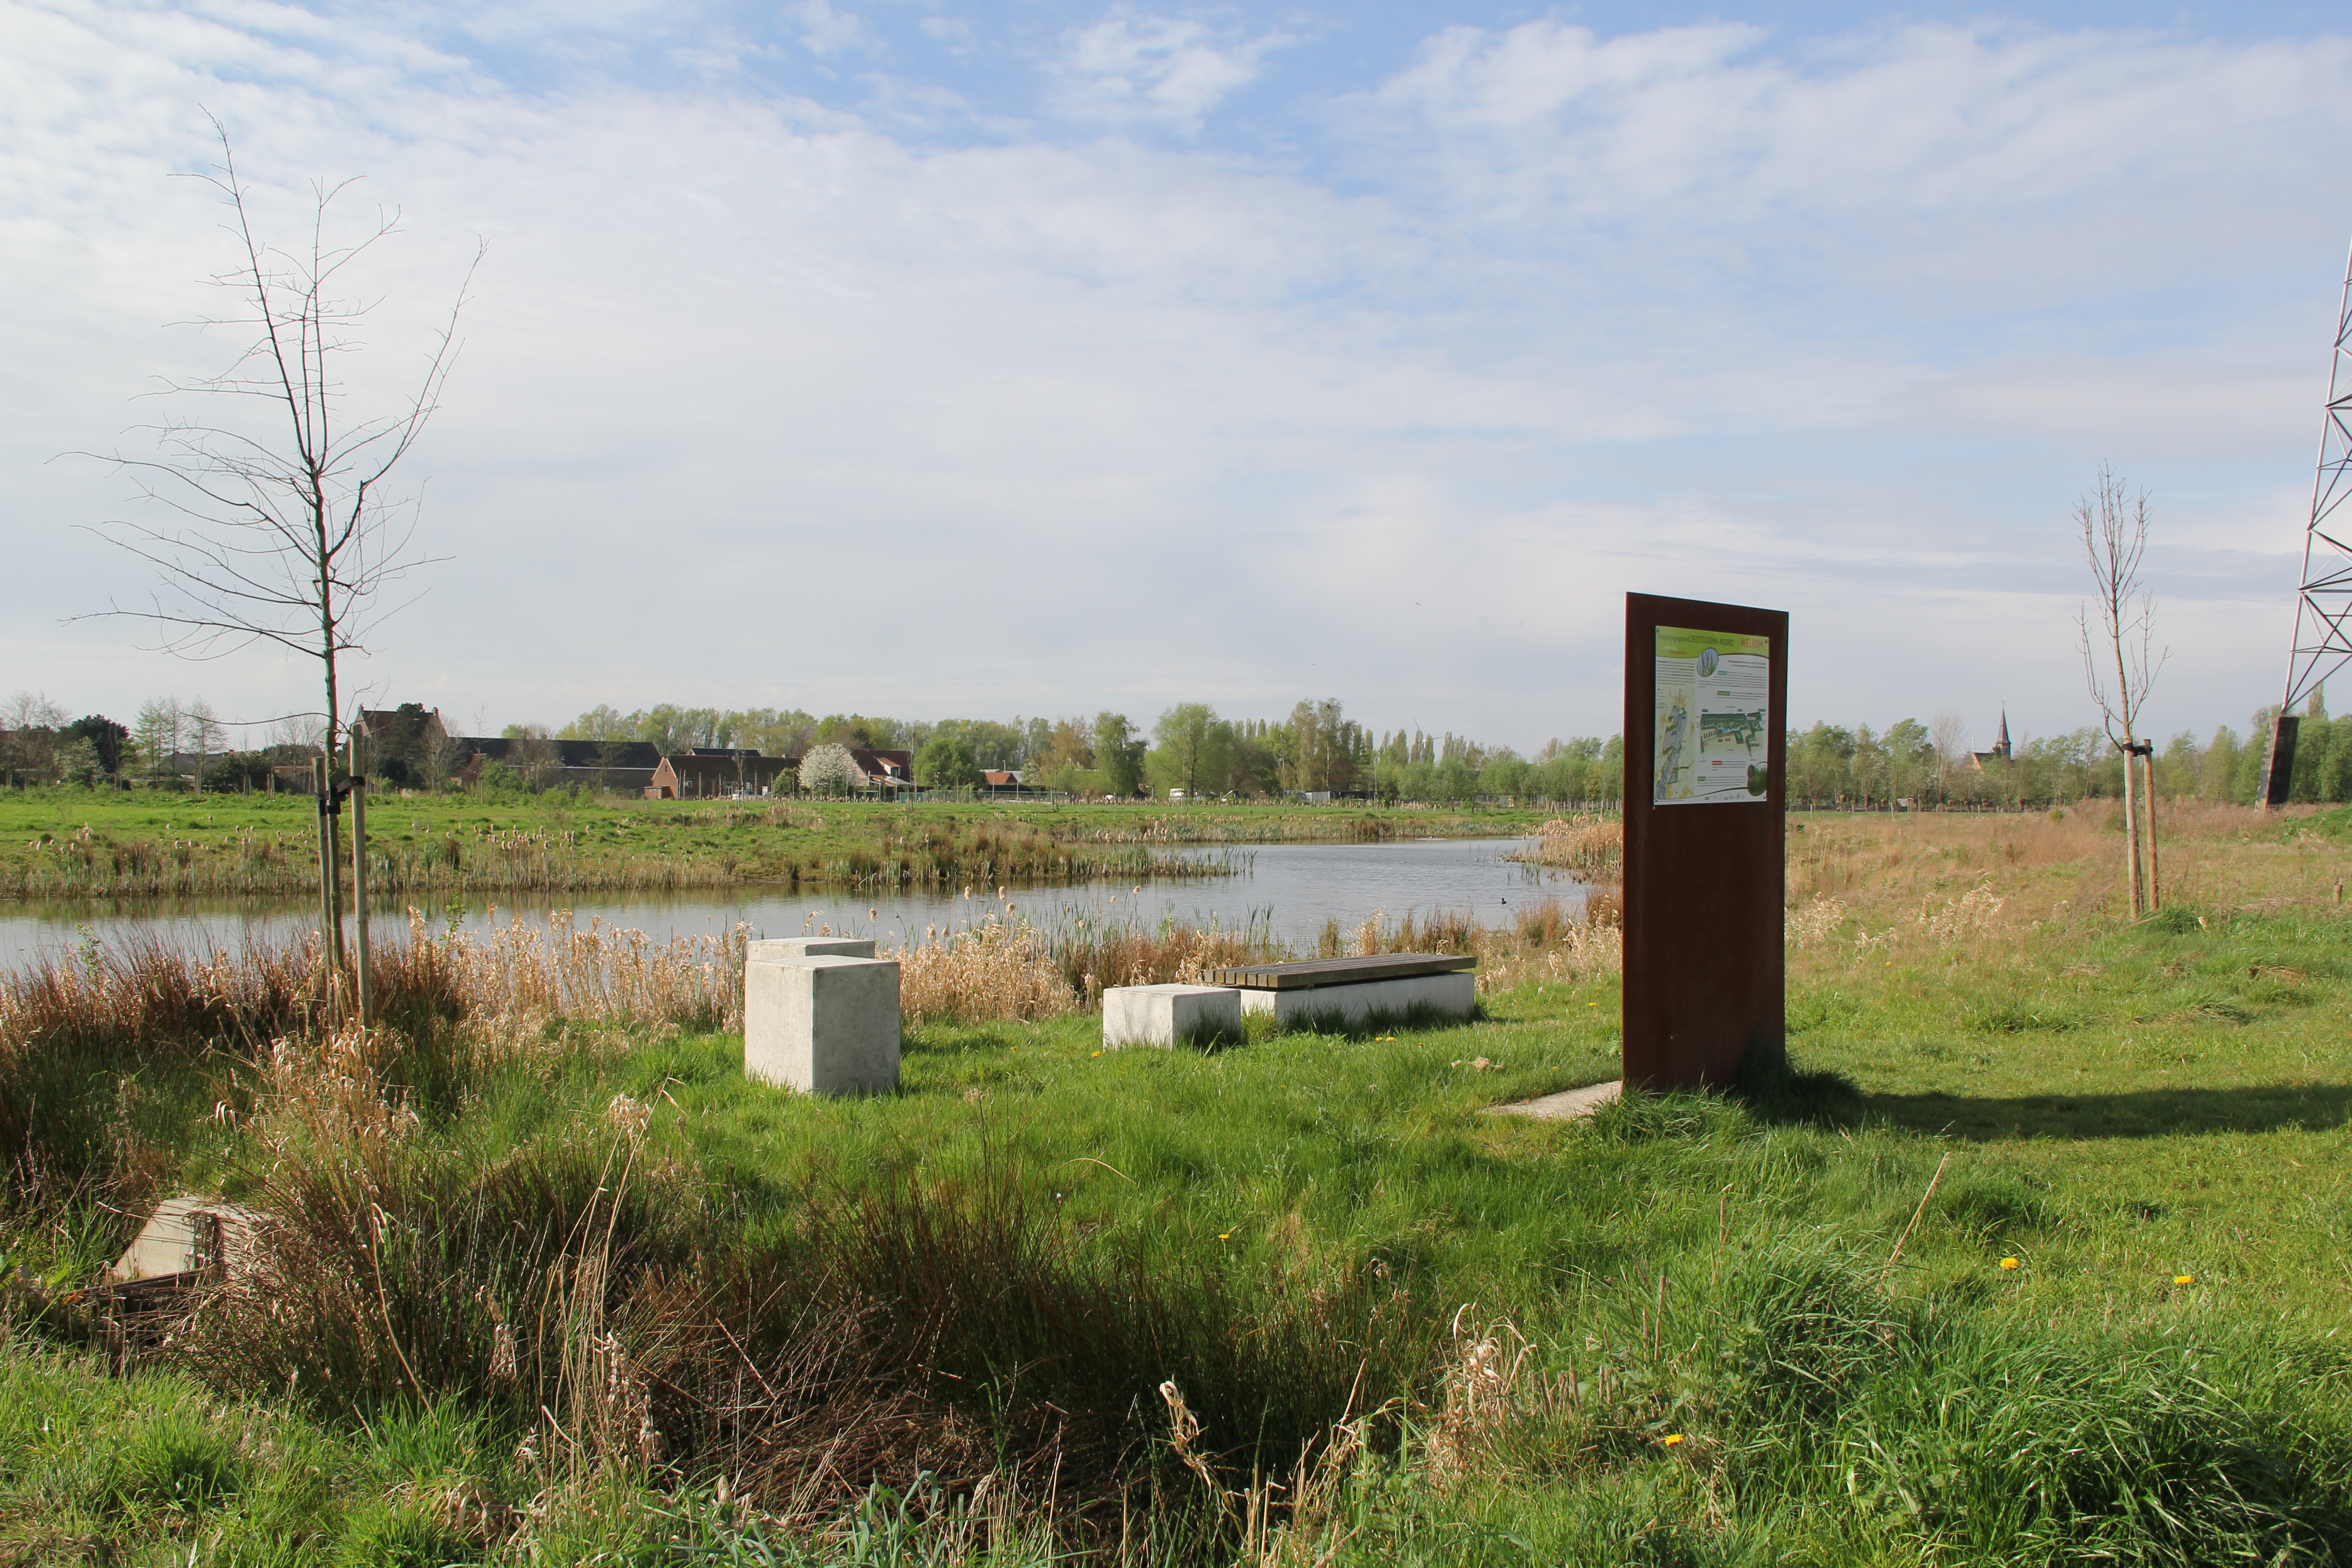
[110,1196,256,1282]
[1488,1080,1623,1122]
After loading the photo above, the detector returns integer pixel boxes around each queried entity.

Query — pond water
[0,838,1590,971]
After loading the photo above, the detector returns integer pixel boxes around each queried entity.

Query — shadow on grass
[1861,1082,2352,1140]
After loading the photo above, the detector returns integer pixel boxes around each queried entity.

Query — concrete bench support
[1103,983,1242,1048]
[1237,970,1476,1028]
[745,955,901,1096]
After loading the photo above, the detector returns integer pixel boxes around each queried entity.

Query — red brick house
[645,747,798,799]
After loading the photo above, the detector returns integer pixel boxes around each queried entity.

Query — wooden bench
[1207,952,1477,1028]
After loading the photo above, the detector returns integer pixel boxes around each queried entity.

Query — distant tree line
[0,688,333,792]
[23,681,2352,810]
[1788,695,2352,810]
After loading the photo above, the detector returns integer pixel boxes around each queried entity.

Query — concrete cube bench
[745,953,901,1096]
[1210,952,1477,1029]
[1102,983,1243,1048]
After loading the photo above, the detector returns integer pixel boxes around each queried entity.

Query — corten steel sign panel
[1622,593,1789,1091]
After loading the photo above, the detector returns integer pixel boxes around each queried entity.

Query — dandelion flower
[1217,1233,1231,1241]
[1091,1051,1104,1058]
[1999,1257,2020,1270]
[2175,1274,2195,1286]
[1662,1434,1683,1447]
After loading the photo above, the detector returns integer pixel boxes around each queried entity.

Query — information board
[1622,594,1788,1091]
[1652,626,1773,805]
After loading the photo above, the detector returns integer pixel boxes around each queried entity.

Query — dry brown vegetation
[1506,814,1624,877]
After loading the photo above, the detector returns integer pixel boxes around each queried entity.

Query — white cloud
[789,0,865,58]
[1051,8,1289,132]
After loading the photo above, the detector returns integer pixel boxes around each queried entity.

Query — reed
[829,822,1240,892]
[1504,813,1623,877]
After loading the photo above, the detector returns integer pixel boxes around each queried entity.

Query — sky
[5,0,2352,757]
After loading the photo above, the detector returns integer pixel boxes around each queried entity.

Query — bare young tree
[74,116,478,765]
[1930,710,1968,800]
[2074,464,2167,914]
[74,118,475,1007]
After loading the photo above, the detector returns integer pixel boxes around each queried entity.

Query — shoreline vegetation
[0,797,1550,904]
[4,804,2352,1561]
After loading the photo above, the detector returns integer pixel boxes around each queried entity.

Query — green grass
[6,852,2352,1560]
[0,790,1545,901]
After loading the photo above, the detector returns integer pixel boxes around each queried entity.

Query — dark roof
[458,737,663,770]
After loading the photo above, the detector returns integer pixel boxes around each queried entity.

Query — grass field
[3,803,2350,1564]
[0,792,1544,901]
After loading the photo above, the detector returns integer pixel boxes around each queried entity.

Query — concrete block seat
[1210,952,1477,1029]
[1102,982,1244,1048]
[745,952,901,1096]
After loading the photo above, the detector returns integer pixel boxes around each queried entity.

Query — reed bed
[3,815,1244,900]
[1504,813,1623,877]
[420,909,748,1033]
[2,823,741,900]
[1069,814,1404,845]
[834,821,1240,892]
[893,907,1285,1025]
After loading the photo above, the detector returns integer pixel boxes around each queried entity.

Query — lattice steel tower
[2259,240,2352,806]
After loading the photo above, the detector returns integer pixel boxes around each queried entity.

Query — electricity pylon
[2259,240,2352,808]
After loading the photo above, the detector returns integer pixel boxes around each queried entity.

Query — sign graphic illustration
[1653,626,1772,805]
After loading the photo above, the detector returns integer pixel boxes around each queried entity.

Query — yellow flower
[1091,1051,1103,1058]
[1662,1434,1683,1447]
[1999,1257,2020,1270]
[1375,1036,1396,1042]
[2174,1274,2195,1286]
[1217,1233,1231,1241]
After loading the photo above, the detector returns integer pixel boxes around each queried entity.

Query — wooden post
[349,731,372,1029]
[1622,594,1789,1091]
[314,754,341,1018]
[2139,745,2161,912]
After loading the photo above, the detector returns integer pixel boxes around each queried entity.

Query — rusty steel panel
[1622,593,1789,1092]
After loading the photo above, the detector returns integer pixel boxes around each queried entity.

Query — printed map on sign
[1654,626,1771,805]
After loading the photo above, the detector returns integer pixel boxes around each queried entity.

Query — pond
[0,838,1592,971]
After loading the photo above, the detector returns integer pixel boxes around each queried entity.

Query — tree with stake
[2074,464,2167,914]
[74,118,477,1004]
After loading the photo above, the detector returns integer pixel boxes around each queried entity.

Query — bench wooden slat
[1209,952,1477,991]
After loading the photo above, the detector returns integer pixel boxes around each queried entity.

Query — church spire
[1996,708,2010,757]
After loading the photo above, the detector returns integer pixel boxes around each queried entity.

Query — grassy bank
[3,805,2351,1563]
[0,793,1546,902]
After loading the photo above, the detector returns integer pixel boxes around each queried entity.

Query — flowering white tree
[799,743,853,797]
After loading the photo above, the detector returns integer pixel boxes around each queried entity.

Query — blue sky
[6,0,2352,754]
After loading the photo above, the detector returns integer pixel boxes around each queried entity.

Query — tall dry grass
[891,910,1281,1025]
[169,1027,1432,1554]
[1505,814,1624,878]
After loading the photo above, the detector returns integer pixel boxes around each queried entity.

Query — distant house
[983,770,1020,791]
[455,737,665,794]
[645,747,798,799]
[847,749,915,789]
[356,706,454,788]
